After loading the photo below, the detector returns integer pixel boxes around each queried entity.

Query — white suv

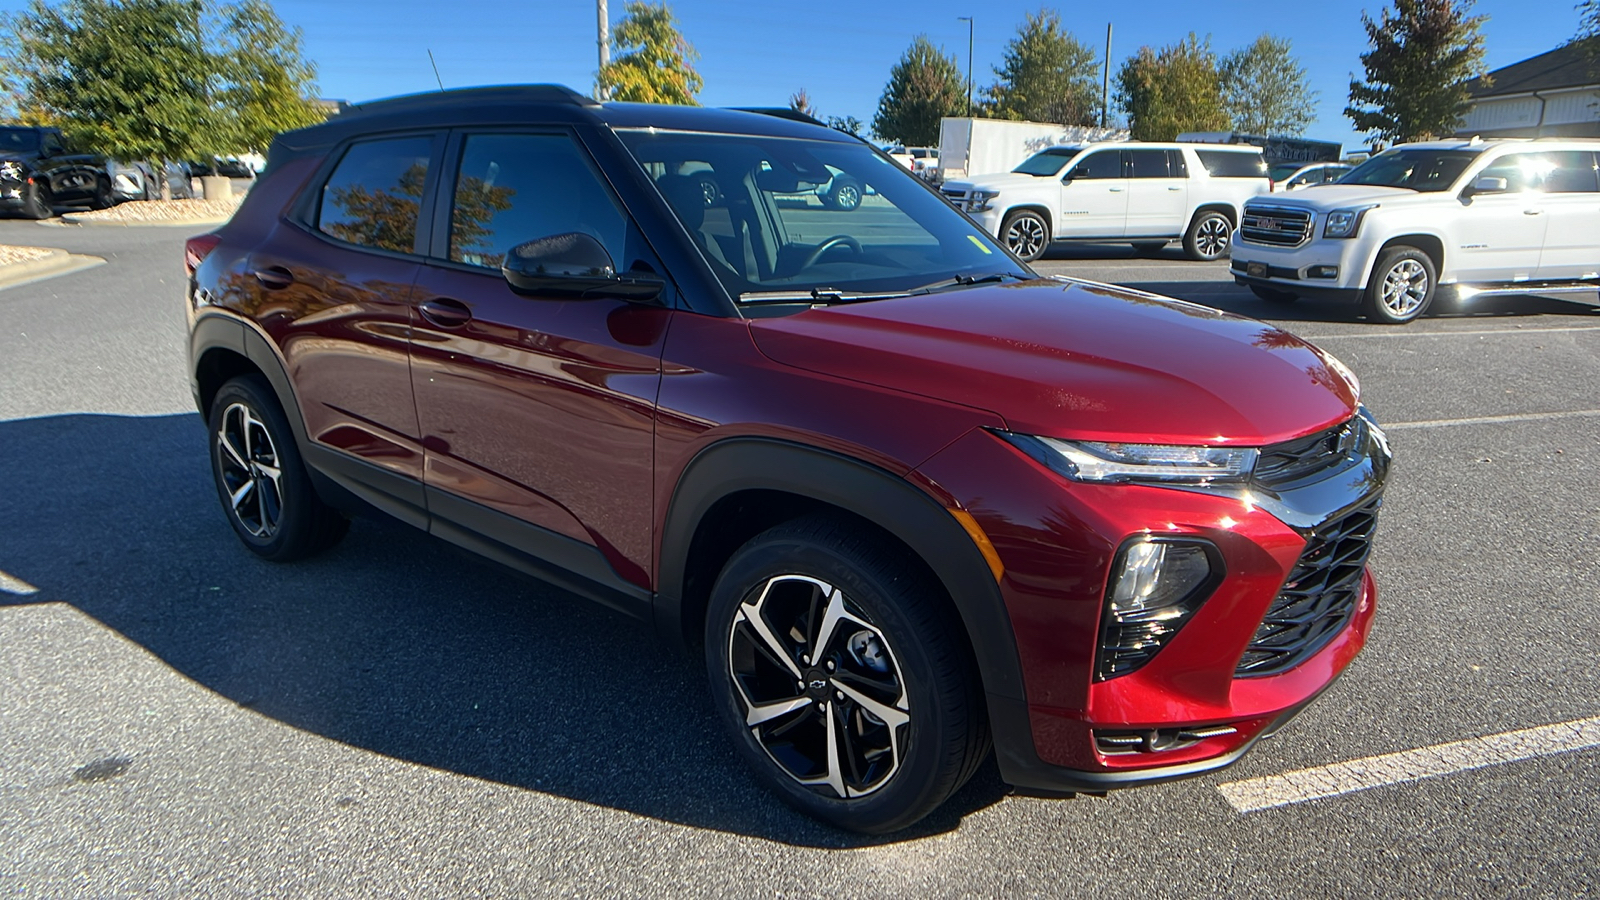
[1231,138,1600,324]
[940,142,1270,261]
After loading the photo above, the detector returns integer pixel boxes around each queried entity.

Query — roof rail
[344,84,600,116]
[728,107,827,128]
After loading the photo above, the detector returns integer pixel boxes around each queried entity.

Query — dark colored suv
[185,85,1390,833]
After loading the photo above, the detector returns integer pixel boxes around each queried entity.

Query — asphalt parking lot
[2,223,1597,897]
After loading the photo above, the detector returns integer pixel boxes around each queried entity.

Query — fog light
[1097,538,1221,680]
[1308,265,1339,279]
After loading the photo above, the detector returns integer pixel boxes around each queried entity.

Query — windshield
[1268,164,1302,182]
[1340,149,1479,192]
[1012,147,1079,176]
[619,130,1030,303]
[0,127,40,154]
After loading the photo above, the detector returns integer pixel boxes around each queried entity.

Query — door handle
[418,297,473,328]
[253,266,294,290]
[1108,187,1123,192]
[1523,209,1544,216]
[1167,186,1182,191]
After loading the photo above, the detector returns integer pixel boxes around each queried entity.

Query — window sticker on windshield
[967,235,992,254]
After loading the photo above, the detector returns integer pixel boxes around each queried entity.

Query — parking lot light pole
[958,16,973,117]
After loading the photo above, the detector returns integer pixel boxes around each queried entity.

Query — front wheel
[823,177,862,211]
[1362,246,1436,324]
[91,177,115,210]
[705,515,988,834]
[1000,209,1049,262]
[208,375,348,561]
[1183,210,1233,261]
[22,182,52,219]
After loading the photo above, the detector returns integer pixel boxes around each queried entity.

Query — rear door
[1532,150,1600,280]
[1057,148,1128,238]
[1125,148,1187,237]
[407,129,669,600]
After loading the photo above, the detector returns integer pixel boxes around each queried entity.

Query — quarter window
[317,137,433,254]
[1195,151,1268,178]
[448,134,628,271]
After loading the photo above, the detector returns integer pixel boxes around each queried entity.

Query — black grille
[1254,417,1364,490]
[1236,496,1381,677]
[1240,205,1312,247]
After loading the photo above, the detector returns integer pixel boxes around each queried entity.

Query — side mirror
[1060,170,1075,184]
[501,232,664,302]
[1466,175,1508,196]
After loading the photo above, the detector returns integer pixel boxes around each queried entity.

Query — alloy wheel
[1006,216,1045,260]
[1380,259,1429,318]
[216,401,284,539]
[1195,216,1231,259]
[834,184,861,210]
[726,574,910,799]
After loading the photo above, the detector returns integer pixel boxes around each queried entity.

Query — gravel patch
[67,196,245,223]
[0,244,55,265]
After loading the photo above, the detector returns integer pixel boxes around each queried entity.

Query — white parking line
[1384,409,1600,430]
[1219,716,1600,813]
[0,569,40,595]
[1300,325,1600,340]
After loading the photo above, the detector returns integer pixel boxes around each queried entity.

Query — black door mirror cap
[502,232,666,302]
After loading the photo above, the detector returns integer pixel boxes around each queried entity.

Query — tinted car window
[0,127,39,153]
[317,137,433,254]
[1535,151,1599,193]
[1341,149,1477,192]
[1167,149,1189,178]
[1195,150,1268,178]
[1070,150,1124,179]
[1012,147,1079,176]
[448,134,628,270]
[1130,149,1170,178]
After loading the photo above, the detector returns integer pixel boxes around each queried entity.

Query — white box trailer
[937,117,1129,181]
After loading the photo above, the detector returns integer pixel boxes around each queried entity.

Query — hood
[749,279,1357,447]
[946,171,1056,193]
[1250,184,1423,211]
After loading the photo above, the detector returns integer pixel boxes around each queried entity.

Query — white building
[1458,42,1600,138]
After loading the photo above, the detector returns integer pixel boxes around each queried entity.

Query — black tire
[208,375,348,561]
[704,514,988,834]
[1131,241,1167,255]
[22,182,52,219]
[1000,208,1049,262]
[1362,245,1436,325]
[91,177,115,210]
[824,177,862,211]
[1250,285,1298,304]
[1182,209,1233,261]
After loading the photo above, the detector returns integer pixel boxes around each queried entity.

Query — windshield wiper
[911,272,1029,294]
[738,287,908,305]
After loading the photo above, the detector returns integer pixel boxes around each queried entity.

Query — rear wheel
[1362,246,1435,324]
[208,375,348,561]
[91,177,115,210]
[1183,210,1233,261]
[1000,209,1049,262]
[823,177,862,211]
[1250,285,1298,304]
[22,182,52,219]
[704,515,988,834]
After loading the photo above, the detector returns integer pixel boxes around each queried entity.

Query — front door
[408,130,669,592]
[1452,151,1550,284]
[1057,148,1128,239]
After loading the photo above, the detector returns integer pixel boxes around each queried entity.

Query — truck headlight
[0,161,22,180]
[969,190,998,213]
[999,432,1258,484]
[1323,205,1376,239]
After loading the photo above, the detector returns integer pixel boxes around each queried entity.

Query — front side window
[317,137,433,253]
[619,130,1028,301]
[447,133,628,270]
[1481,150,1599,194]
[1069,150,1124,180]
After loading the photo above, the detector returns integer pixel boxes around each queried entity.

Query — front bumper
[1229,232,1374,301]
[916,421,1386,796]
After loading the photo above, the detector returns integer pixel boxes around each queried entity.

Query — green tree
[597,1,702,105]
[788,88,816,118]
[826,114,863,135]
[1579,0,1599,40]
[0,0,321,163]
[1345,0,1488,143]
[1220,34,1316,135]
[984,10,1099,126]
[1115,33,1229,141]
[872,36,965,146]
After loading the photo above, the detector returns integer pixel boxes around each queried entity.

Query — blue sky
[2,0,1586,151]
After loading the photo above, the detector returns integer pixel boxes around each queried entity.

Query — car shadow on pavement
[1120,280,1600,326]
[0,412,1007,847]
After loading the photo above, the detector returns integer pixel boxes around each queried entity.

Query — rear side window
[317,136,434,254]
[1130,149,1170,178]
[1195,150,1268,178]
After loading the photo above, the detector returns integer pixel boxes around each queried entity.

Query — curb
[51,214,232,228]
[0,249,105,290]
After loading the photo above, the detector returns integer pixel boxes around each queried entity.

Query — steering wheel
[799,234,862,269]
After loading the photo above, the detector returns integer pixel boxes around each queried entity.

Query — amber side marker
[948,508,1004,582]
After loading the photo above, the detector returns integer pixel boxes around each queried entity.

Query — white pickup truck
[1230,138,1600,324]
[940,141,1270,261]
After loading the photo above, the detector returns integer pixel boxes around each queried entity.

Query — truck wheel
[1001,209,1049,262]
[22,182,52,219]
[1183,210,1233,261]
[1362,246,1435,325]
[1250,285,1298,304]
[91,177,115,210]
[704,514,988,834]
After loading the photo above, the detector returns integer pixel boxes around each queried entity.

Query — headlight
[969,190,998,212]
[0,161,21,180]
[1323,205,1376,239]
[1000,432,1258,484]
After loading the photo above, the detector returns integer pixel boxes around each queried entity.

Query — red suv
[186,86,1390,833]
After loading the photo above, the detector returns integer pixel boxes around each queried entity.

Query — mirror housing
[1466,175,1508,196]
[501,232,664,302]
